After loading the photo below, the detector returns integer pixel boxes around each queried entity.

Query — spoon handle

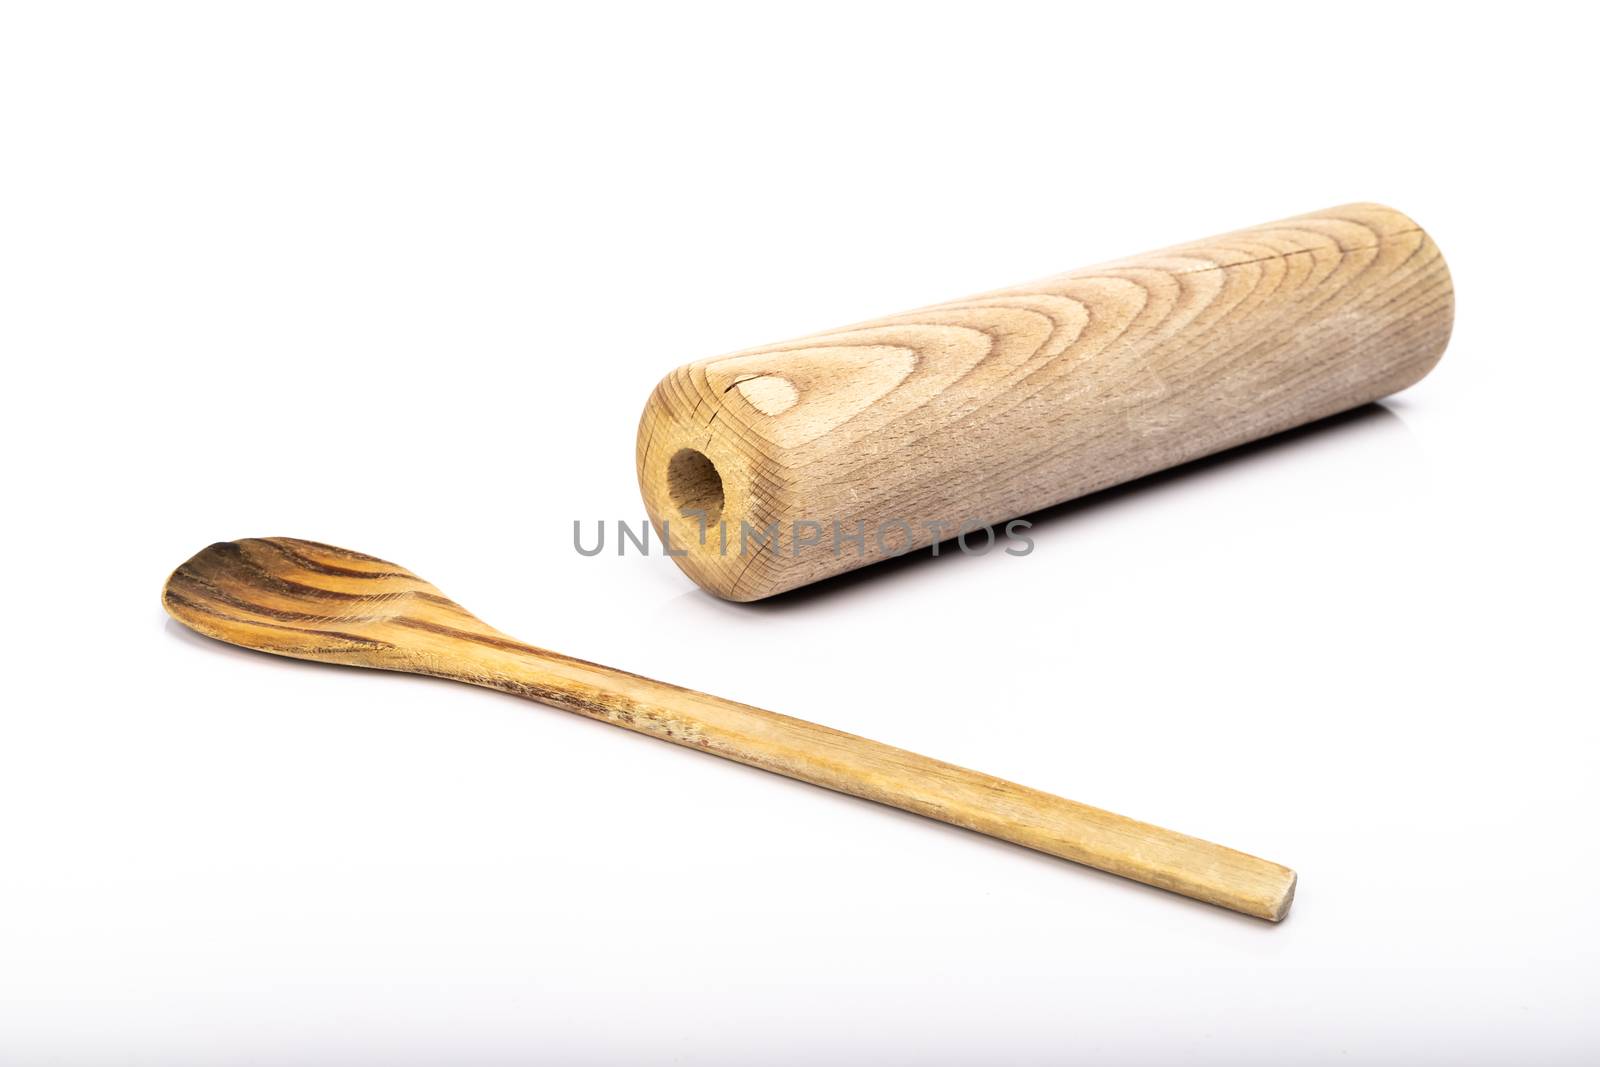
[431,634,1295,921]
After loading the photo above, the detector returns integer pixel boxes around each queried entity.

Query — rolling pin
[637,202,1453,600]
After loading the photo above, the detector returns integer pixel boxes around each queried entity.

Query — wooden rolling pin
[637,202,1453,600]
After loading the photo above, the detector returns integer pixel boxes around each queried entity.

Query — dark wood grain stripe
[247,538,418,580]
[166,569,408,624]
[163,589,393,649]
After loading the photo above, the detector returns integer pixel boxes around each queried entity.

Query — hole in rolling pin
[667,448,723,529]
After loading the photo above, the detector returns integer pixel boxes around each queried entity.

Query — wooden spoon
[163,537,1296,920]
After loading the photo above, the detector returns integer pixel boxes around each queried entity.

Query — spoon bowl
[163,537,497,665]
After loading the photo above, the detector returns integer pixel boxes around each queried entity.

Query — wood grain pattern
[637,202,1453,600]
[164,537,1297,920]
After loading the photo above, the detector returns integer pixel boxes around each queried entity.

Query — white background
[2,3,1595,1063]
